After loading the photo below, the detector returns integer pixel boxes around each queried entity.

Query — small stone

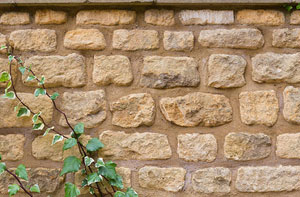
[290,10,300,24]
[277,133,300,159]
[0,58,17,88]
[138,166,186,192]
[35,9,67,25]
[273,28,300,48]
[0,33,7,54]
[140,56,199,89]
[163,31,194,51]
[145,9,175,26]
[110,93,155,128]
[239,90,279,126]
[224,132,271,161]
[207,54,247,88]
[93,55,133,86]
[192,167,231,193]
[0,12,30,25]
[237,9,284,25]
[64,29,106,50]
[179,10,234,25]
[160,92,232,127]
[177,133,217,162]
[99,130,171,160]
[283,86,300,124]
[0,134,25,161]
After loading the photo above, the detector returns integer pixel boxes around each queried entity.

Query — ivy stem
[5,169,33,197]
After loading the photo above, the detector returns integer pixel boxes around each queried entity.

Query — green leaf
[38,76,45,85]
[95,158,105,168]
[0,45,7,49]
[43,126,54,136]
[98,161,124,189]
[0,71,10,82]
[17,107,30,117]
[114,191,126,197]
[81,179,88,187]
[2,91,15,99]
[74,123,84,135]
[109,174,123,189]
[18,66,26,75]
[8,184,19,196]
[60,156,81,176]
[84,156,94,167]
[30,184,40,193]
[52,134,63,145]
[125,188,138,197]
[8,55,14,62]
[87,172,102,185]
[50,92,59,100]
[33,122,44,130]
[64,182,80,197]
[86,138,104,152]
[32,112,41,124]
[26,75,36,81]
[89,187,95,195]
[286,5,293,11]
[0,154,2,160]
[0,162,6,174]
[63,138,77,150]
[297,4,300,10]
[15,164,28,181]
[34,88,46,97]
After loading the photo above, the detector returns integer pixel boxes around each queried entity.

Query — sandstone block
[198,28,264,49]
[283,86,300,124]
[239,90,279,126]
[179,10,234,25]
[0,58,17,88]
[237,9,284,25]
[0,134,25,161]
[35,9,67,25]
[291,10,300,24]
[160,92,232,127]
[273,28,300,48]
[0,33,7,54]
[110,93,155,128]
[277,133,300,159]
[99,130,171,160]
[138,166,186,192]
[145,9,175,26]
[0,12,30,25]
[163,31,194,51]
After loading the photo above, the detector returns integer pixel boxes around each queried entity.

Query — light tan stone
[0,33,7,54]
[276,133,300,159]
[160,92,232,127]
[138,166,186,192]
[283,86,300,124]
[192,168,231,193]
[273,28,300,48]
[93,55,133,86]
[0,93,53,128]
[224,132,271,161]
[110,93,155,128]
[0,12,30,25]
[237,9,284,25]
[64,29,106,50]
[113,29,159,51]
[76,10,136,25]
[179,10,234,25]
[9,29,56,52]
[140,56,199,89]
[0,134,25,161]
[99,130,171,160]
[291,10,300,24]
[0,58,17,88]
[163,31,194,51]
[23,53,86,88]
[239,90,279,126]
[177,133,217,162]
[145,9,175,26]
[35,9,67,25]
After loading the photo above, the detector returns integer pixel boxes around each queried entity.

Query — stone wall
[0,4,300,197]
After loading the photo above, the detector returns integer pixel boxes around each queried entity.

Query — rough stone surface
[160,92,232,127]
[277,133,300,159]
[76,10,136,25]
[99,130,172,160]
[273,28,300,48]
[110,93,155,128]
[177,133,217,162]
[224,132,271,161]
[179,10,234,25]
[113,29,159,51]
[192,168,231,193]
[93,55,133,86]
[23,53,86,87]
[163,31,194,51]
[290,10,300,24]
[9,29,57,52]
[138,166,186,192]
[198,28,264,49]
[236,166,300,192]
[283,86,300,124]
[0,134,25,161]
[0,33,7,54]
[237,9,284,25]
[239,90,279,126]
[59,90,106,128]
[207,54,247,88]
[145,9,175,26]
[0,93,53,128]
[0,58,17,88]
[140,56,199,88]
[64,29,106,50]
[0,12,30,25]
[35,9,67,24]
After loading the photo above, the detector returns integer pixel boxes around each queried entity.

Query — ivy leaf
[86,138,104,152]
[18,66,26,75]
[50,92,59,100]
[74,123,84,135]
[8,55,14,62]
[15,164,28,181]
[30,184,40,193]
[26,75,36,81]
[8,184,19,196]
[52,134,63,145]
[38,76,45,85]
[89,187,95,195]
[125,188,138,197]
[32,112,41,124]
[297,4,300,10]
[60,156,81,176]
[64,182,80,197]
[32,122,44,130]
[81,179,88,187]
[87,172,102,185]
[0,45,7,49]
[43,126,54,136]
[84,156,94,167]
[0,162,6,174]
[0,154,2,160]
[95,158,105,168]
[98,161,124,189]
[2,91,15,99]
[114,191,126,197]
[0,71,10,82]
[63,138,77,150]
[34,88,46,97]
[17,107,30,117]
[109,174,123,189]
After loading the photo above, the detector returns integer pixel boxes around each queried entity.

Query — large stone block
[273,28,300,48]
[283,86,300,124]
[163,31,194,51]
[237,9,284,25]
[179,10,234,25]
[145,9,175,26]
[277,133,300,159]
[0,12,30,25]
[0,134,25,161]
[35,9,67,25]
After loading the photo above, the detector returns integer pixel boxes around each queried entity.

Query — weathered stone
[160,92,232,127]
[179,10,234,25]
[0,58,17,88]
[0,134,25,161]
[76,10,136,25]
[192,168,231,193]
[283,86,300,124]
[145,9,175,26]
[140,56,199,89]
[237,9,284,25]
[59,90,106,128]
[113,29,159,51]
[0,93,53,128]
[138,166,186,192]
[35,9,67,24]
[224,132,271,161]
[177,133,217,162]
[64,29,106,50]
[23,53,86,88]
[236,166,300,192]
[9,29,56,52]
[99,130,171,160]
[252,53,300,83]
[0,12,30,25]
[291,10,300,24]
[273,28,300,48]
[198,29,264,49]
[110,93,155,128]
[93,55,133,86]
[276,133,300,159]
[239,90,279,126]
[0,33,7,54]
[207,54,247,88]
[163,31,194,51]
